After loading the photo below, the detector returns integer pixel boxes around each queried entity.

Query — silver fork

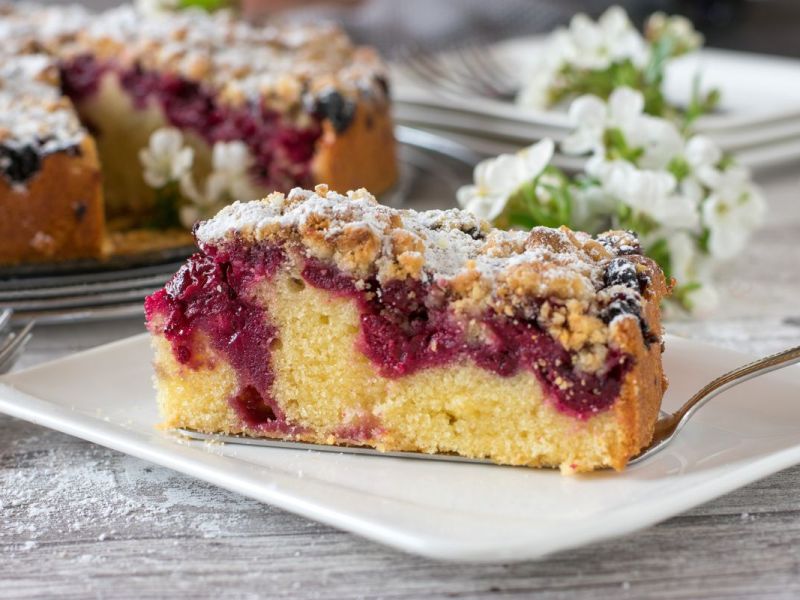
[629,344,800,465]
[177,344,800,469]
[400,42,520,102]
[0,309,35,374]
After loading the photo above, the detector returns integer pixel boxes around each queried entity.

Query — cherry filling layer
[145,243,295,431]
[59,55,322,191]
[301,260,632,419]
[147,243,634,429]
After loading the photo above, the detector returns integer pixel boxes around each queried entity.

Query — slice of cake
[0,54,104,265]
[146,185,669,473]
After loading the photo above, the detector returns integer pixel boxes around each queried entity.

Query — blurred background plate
[392,39,800,169]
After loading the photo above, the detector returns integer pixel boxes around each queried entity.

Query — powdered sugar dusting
[4,3,388,111]
[195,186,644,307]
[0,54,85,154]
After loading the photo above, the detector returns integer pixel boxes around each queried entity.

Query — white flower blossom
[556,6,649,71]
[633,115,683,170]
[139,128,194,189]
[701,167,766,260]
[205,141,259,203]
[591,159,700,230]
[457,139,554,221]
[562,87,683,169]
[482,21,760,317]
[684,135,723,185]
[516,6,649,109]
[569,184,617,232]
[178,140,260,229]
[646,12,704,55]
[135,0,180,17]
[667,231,719,315]
[178,204,203,229]
[560,95,608,156]
[515,71,552,110]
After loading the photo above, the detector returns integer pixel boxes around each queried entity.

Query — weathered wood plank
[2,413,800,600]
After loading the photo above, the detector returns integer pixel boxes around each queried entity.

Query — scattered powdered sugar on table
[0,422,271,561]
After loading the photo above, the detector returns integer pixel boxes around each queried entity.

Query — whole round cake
[0,3,397,265]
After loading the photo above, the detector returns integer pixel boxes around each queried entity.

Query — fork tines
[400,42,519,101]
[0,309,34,374]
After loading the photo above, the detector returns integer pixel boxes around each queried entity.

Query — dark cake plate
[1,127,478,325]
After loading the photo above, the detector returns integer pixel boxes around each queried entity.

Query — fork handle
[668,344,800,436]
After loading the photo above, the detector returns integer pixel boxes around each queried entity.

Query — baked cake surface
[0,53,104,264]
[0,4,397,264]
[146,185,669,473]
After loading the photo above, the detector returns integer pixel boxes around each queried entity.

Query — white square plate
[0,334,798,563]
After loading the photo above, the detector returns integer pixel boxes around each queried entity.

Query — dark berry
[73,201,88,222]
[59,54,106,101]
[314,90,356,133]
[375,75,390,96]
[0,144,42,184]
[601,293,658,347]
[604,258,640,291]
[600,296,641,324]
[461,226,485,240]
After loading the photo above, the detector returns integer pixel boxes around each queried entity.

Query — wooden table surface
[1,164,799,599]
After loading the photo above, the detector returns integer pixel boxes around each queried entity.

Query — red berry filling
[301,259,631,419]
[147,243,634,429]
[144,243,299,432]
[59,55,322,192]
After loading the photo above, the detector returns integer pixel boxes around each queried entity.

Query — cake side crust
[311,101,398,197]
[0,136,105,265]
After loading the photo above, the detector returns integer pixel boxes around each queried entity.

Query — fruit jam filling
[59,55,323,192]
[301,259,632,419]
[147,243,635,427]
[145,242,296,431]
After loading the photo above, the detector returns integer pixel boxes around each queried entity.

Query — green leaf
[667,156,690,181]
[179,0,228,11]
[147,181,182,230]
[717,153,735,170]
[697,228,711,254]
[683,73,721,129]
[497,167,574,230]
[604,127,644,163]
[646,238,672,280]
[672,281,703,311]
[644,37,674,86]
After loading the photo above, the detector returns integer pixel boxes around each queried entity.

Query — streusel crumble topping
[195,185,667,358]
[0,53,86,185]
[3,3,389,115]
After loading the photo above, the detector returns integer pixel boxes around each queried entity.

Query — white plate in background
[392,37,800,158]
[0,334,798,562]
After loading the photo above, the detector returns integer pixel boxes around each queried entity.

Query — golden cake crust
[0,133,105,265]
